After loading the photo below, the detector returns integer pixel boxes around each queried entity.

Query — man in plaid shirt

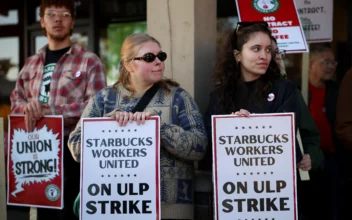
[10,0,106,219]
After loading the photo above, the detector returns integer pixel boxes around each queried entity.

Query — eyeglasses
[133,52,167,63]
[312,59,338,67]
[275,49,286,59]
[45,11,72,19]
[235,21,269,35]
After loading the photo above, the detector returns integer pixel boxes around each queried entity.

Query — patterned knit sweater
[68,83,208,219]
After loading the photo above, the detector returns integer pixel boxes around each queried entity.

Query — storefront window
[100,21,147,85]
[216,16,238,54]
[100,0,146,23]
[0,37,19,103]
[0,9,19,25]
[0,37,19,82]
[35,36,47,52]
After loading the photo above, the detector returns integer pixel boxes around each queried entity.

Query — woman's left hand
[297,154,312,171]
[232,109,251,117]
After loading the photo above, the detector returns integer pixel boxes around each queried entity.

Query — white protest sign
[81,117,160,220]
[295,0,333,43]
[212,113,297,220]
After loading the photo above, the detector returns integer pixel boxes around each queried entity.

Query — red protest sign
[236,0,308,53]
[7,115,64,209]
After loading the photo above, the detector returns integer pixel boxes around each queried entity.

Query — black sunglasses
[235,21,269,35]
[133,52,167,63]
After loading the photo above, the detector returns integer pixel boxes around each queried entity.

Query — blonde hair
[115,33,179,93]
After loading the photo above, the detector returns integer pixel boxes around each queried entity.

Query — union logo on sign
[253,0,280,13]
[45,184,61,201]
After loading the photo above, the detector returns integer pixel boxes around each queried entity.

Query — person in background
[336,67,352,219]
[308,44,342,220]
[270,36,286,77]
[204,21,323,219]
[68,33,207,220]
[10,0,106,219]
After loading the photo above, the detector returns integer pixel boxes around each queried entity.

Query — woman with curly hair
[205,21,323,173]
[204,21,324,219]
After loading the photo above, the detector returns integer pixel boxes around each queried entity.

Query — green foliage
[104,22,147,85]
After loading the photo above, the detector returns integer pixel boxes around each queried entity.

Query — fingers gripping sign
[115,111,133,126]
[232,109,251,117]
[24,100,48,132]
[134,112,152,125]
[115,111,153,126]
[297,154,312,171]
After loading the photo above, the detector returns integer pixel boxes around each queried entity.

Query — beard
[47,28,72,42]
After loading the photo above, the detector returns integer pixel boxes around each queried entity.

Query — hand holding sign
[232,109,251,117]
[23,100,51,131]
[297,154,311,171]
[115,111,153,126]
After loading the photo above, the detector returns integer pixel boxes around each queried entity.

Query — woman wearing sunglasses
[204,21,323,216]
[68,33,207,220]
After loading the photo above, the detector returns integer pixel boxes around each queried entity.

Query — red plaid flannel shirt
[10,43,107,135]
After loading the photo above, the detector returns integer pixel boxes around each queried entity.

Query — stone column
[147,0,217,113]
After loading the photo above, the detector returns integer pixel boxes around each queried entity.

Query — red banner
[7,115,64,209]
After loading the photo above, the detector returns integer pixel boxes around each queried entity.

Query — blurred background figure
[336,67,352,219]
[270,36,286,77]
[308,43,342,220]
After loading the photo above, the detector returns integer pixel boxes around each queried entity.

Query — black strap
[131,84,159,113]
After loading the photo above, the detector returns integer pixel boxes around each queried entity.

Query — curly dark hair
[213,23,281,113]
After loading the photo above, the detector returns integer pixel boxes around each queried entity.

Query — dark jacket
[336,69,352,148]
[203,79,323,170]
